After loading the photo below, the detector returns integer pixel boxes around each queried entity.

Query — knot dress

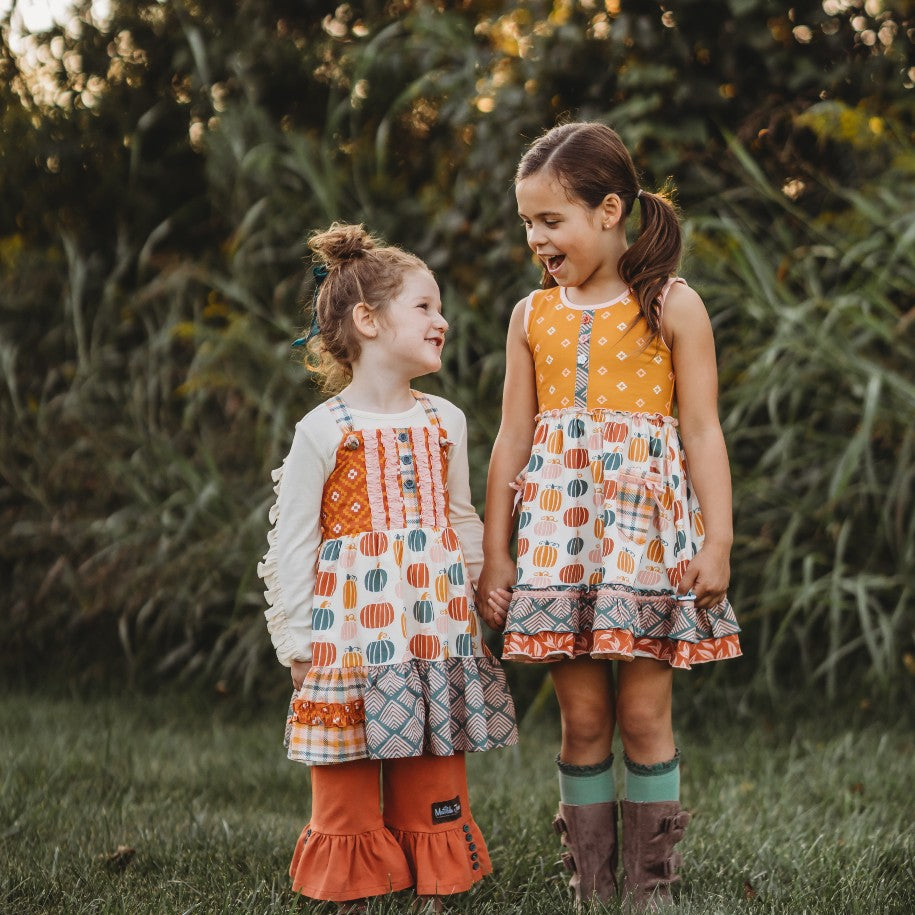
[502,282,742,668]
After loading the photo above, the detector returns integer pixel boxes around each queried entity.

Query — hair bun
[308,222,377,266]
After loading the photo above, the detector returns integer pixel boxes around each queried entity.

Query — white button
[577,354,587,365]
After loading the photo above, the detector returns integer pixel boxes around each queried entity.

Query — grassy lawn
[1,689,912,914]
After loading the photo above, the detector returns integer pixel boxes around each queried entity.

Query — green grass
[1,691,913,914]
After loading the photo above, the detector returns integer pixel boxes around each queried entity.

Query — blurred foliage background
[1,0,913,710]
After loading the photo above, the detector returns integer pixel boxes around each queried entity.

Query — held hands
[475,557,516,631]
[290,658,312,690]
[677,542,730,609]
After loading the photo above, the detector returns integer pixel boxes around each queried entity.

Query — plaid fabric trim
[615,470,660,545]
[326,395,354,432]
[412,392,441,429]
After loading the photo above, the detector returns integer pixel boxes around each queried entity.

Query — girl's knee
[615,696,671,746]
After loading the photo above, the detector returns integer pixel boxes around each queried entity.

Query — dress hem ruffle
[503,584,741,670]
[285,656,518,766]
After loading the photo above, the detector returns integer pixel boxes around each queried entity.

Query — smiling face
[516,169,622,294]
[378,267,448,377]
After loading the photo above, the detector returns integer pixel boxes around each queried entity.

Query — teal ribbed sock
[624,749,680,803]
[557,753,615,806]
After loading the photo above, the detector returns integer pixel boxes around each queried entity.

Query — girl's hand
[678,543,730,609]
[291,659,312,690]
[476,558,517,631]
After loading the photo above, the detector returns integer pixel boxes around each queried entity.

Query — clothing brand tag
[431,796,462,824]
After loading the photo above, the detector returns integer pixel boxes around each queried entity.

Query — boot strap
[660,811,691,834]
[552,814,568,836]
[650,851,683,879]
[560,850,577,873]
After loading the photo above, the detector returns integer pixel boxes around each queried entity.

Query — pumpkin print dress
[260,392,517,765]
[502,281,742,668]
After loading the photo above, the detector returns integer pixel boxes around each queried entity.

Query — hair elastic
[292,264,329,347]
[637,188,643,198]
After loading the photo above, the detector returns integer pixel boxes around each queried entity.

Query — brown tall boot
[553,802,618,907]
[620,800,690,910]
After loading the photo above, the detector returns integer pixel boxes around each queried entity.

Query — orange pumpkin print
[393,536,404,565]
[628,436,649,462]
[360,601,395,628]
[647,538,665,564]
[563,448,588,469]
[409,633,442,660]
[434,571,451,603]
[406,562,429,588]
[447,596,469,621]
[539,487,562,512]
[559,563,585,584]
[602,536,615,557]
[590,459,604,484]
[311,641,336,667]
[441,527,459,552]
[563,506,589,528]
[589,570,603,586]
[594,517,605,539]
[517,537,530,557]
[617,550,636,574]
[534,423,547,445]
[605,421,628,443]
[314,569,337,597]
[359,531,388,556]
[341,646,364,668]
[547,428,564,454]
[694,511,705,536]
[523,480,539,503]
[533,543,558,568]
[343,574,357,610]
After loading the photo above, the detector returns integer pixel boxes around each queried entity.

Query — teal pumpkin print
[455,632,472,655]
[649,436,663,458]
[366,635,395,665]
[675,530,687,555]
[567,417,586,438]
[446,562,464,586]
[527,454,544,472]
[602,507,616,526]
[413,597,434,623]
[603,452,623,472]
[321,539,342,561]
[407,529,427,552]
[566,536,584,556]
[365,567,388,592]
[519,510,532,530]
[312,605,334,631]
[567,477,589,498]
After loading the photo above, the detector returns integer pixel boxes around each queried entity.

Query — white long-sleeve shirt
[259,395,484,666]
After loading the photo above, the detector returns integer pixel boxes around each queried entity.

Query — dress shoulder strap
[658,276,688,311]
[325,395,355,432]
[411,390,442,429]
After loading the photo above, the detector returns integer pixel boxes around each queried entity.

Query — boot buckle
[561,850,577,873]
[552,814,568,836]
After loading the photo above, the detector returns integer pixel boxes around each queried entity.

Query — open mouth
[544,254,566,273]
[426,337,444,349]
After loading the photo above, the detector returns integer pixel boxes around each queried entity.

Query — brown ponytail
[301,222,428,393]
[516,122,681,337]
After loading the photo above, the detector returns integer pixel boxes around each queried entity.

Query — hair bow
[292,264,330,347]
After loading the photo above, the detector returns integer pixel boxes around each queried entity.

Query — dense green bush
[1,1,912,701]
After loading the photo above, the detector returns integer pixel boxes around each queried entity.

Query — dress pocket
[615,469,663,545]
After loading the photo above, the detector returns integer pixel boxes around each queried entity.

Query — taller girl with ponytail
[478,122,741,910]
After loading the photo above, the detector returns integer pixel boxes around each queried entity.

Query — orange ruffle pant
[289,753,492,902]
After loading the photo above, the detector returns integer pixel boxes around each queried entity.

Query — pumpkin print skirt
[503,408,742,669]
[263,395,517,766]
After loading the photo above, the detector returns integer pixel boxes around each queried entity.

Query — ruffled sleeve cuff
[257,461,313,666]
